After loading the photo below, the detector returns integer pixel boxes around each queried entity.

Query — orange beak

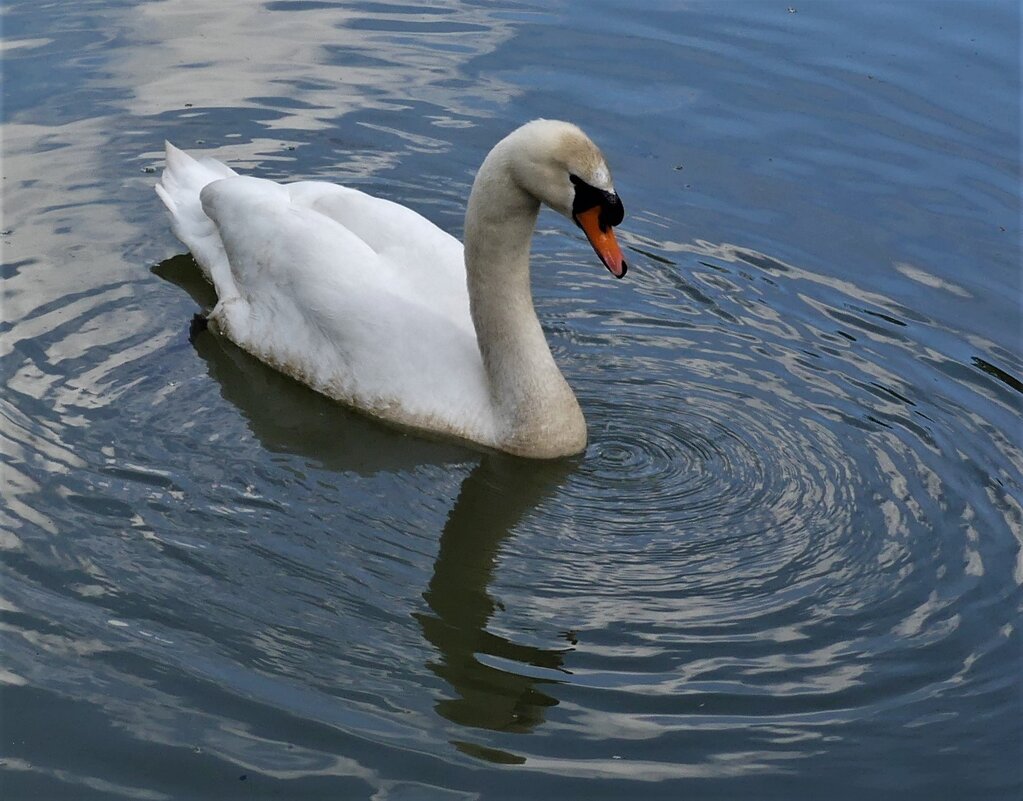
[575,206,627,278]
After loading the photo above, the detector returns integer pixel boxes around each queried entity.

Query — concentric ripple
[585,388,847,535]
[489,237,1023,766]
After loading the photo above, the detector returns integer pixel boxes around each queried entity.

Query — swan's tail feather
[155,142,237,284]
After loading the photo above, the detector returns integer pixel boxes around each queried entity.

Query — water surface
[2,1,1021,799]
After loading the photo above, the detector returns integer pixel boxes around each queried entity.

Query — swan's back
[156,144,498,446]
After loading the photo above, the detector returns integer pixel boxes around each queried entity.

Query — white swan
[156,120,627,458]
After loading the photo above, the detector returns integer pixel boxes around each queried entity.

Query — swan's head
[505,119,628,278]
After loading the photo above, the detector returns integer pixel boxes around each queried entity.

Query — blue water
[2,1,1020,799]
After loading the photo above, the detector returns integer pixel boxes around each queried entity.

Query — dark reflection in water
[418,456,573,741]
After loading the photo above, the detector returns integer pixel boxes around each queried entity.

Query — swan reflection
[417,455,574,736]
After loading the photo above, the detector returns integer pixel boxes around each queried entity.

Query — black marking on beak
[570,174,624,231]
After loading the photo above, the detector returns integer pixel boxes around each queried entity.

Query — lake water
[2,1,1021,798]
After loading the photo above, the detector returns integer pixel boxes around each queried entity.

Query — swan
[155,119,628,459]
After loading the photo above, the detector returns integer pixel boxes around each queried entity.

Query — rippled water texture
[2,1,1021,799]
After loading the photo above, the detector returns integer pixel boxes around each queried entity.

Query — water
[2,1,1021,798]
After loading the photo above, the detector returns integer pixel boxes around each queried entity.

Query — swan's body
[156,120,626,458]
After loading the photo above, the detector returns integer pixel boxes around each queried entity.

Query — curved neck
[463,148,585,456]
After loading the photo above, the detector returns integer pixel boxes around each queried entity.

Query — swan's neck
[463,151,586,457]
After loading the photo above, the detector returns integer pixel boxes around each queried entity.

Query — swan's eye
[570,174,624,231]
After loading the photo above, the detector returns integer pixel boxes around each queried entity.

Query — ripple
[496,235,1023,749]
